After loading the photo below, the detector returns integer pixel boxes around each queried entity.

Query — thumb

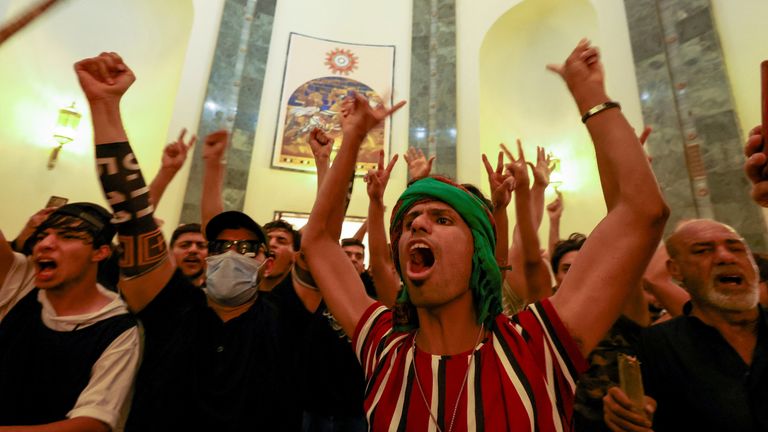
[546,63,564,76]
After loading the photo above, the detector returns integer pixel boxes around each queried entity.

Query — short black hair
[461,183,494,212]
[170,223,202,247]
[551,232,587,272]
[341,238,365,250]
[264,219,301,251]
[27,203,115,252]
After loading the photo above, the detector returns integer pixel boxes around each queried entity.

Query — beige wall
[0,0,195,238]
[241,0,413,226]
[1,0,764,241]
[458,0,642,241]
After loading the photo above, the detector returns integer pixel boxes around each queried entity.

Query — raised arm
[148,128,196,208]
[507,141,553,302]
[744,125,768,207]
[404,147,434,181]
[0,230,15,287]
[365,150,400,308]
[9,207,57,254]
[642,243,690,317]
[309,127,332,192]
[530,146,556,227]
[546,191,563,258]
[75,52,174,312]
[200,130,228,232]
[308,127,349,241]
[481,151,515,272]
[547,40,669,355]
[302,93,405,337]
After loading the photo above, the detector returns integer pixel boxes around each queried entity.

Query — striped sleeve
[513,299,588,395]
[352,302,392,378]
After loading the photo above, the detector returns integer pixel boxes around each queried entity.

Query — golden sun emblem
[325,48,358,75]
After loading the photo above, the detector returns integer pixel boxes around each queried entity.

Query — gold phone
[46,196,68,208]
[618,354,647,417]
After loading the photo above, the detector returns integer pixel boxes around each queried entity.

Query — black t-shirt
[640,304,768,432]
[0,289,135,425]
[297,301,366,418]
[126,270,307,431]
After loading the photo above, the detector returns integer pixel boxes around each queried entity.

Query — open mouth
[716,274,743,286]
[35,259,58,281]
[407,242,435,281]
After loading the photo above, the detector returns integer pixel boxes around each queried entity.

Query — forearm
[89,99,127,145]
[574,89,662,212]
[353,219,368,242]
[368,199,399,308]
[0,230,15,284]
[315,156,329,192]
[643,277,689,317]
[531,183,547,228]
[303,129,373,335]
[91,101,172,311]
[514,187,542,264]
[547,216,561,258]
[148,166,178,208]
[201,160,225,231]
[492,205,509,269]
[306,132,364,239]
[0,417,109,432]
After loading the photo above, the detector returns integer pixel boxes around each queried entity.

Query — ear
[261,256,274,276]
[665,259,684,285]
[92,244,112,263]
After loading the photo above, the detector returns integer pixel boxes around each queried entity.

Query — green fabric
[389,177,502,331]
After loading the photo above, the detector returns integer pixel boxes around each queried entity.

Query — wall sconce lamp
[48,101,81,170]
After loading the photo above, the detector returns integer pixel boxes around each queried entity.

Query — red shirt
[353,299,588,431]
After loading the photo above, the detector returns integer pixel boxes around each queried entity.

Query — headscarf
[389,176,502,331]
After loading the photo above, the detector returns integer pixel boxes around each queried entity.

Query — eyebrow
[403,207,457,223]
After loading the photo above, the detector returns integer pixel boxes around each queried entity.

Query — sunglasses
[208,239,264,256]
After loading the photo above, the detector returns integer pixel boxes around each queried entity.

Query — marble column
[624,0,768,249]
[409,0,457,180]
[179,0,276,223]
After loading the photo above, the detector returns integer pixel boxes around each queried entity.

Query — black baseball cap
[28,202,116,251]
[205,211,267,245]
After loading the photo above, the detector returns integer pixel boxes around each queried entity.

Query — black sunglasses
[208,239,264,256]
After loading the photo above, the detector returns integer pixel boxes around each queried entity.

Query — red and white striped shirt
[352,299,587,431]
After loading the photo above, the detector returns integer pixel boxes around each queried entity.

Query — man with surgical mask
[72,51,317,431]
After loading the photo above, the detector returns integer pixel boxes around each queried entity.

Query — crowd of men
[0,39,766,432]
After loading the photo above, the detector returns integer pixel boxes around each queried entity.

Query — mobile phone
[46,195,68,208]
[618,354,647,417]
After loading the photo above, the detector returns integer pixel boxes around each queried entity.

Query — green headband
[389,177,502,331]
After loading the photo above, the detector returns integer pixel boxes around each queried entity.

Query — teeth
[409,243,430,252]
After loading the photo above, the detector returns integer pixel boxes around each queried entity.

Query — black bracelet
[581,101,621,123]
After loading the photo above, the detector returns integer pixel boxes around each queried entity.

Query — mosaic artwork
[272,33,395,174]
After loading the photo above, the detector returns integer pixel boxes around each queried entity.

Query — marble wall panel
[625,0,768,247]
[409,0,457,180]
[180,0,276,224]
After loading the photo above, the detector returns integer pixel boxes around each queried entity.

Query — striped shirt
[352,299,587,431]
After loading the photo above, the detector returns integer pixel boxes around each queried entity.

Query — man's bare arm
[507,141,553,302]
[365,150,400,308]
[546,191,563,258]
[0,417,109,432]
[200,130,228,233]
[302,94,405,337]
[148,128,196,208]
[547,40,669,355]
[76,52,174,312]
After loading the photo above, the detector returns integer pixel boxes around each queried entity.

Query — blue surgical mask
[204,250,265,306]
